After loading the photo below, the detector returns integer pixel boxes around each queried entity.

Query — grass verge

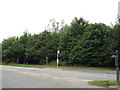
[89,80,117,87]
[38,65,115,70]
[1,63,32,67]
[1,63,115,70]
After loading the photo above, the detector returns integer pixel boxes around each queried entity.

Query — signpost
[112,55,119,84]
[46,57,48,65]
[57,50,59,67]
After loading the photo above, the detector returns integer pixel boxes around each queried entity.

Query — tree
[59,17,88,65]
[69,23,113,67]
[2,37,17,63]
[2,17,117,67]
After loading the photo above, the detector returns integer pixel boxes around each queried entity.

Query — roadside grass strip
[38,65,115,70]
[1,63,32,67]
[1,63,115,70]
[89,80,117,87]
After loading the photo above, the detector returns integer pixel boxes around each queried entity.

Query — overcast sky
[0,0,119,42]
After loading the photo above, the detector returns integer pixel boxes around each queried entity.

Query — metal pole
[57,50,60,67]
[114,54,119,89]
[112,54,120,89]
[117,56,120,90]
[116,55,119,84]
[57,53,58,67]
[118,2,120,89]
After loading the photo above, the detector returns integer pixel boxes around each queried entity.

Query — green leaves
[2,17,118,67]
[68,23,113,67]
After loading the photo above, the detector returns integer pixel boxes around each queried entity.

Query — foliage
[59,18,88,65]
[1,17,118,67]
[69,23,113,67]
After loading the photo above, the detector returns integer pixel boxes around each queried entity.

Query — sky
[0,0,120,42]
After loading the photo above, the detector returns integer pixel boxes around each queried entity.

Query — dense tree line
[2,17,120,67]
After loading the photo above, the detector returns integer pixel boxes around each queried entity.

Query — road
[1,65,116,88]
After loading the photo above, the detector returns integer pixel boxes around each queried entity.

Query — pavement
[1,65,118,88]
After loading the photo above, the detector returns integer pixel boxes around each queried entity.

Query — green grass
[1,63,32,67]
[38,65,115,70]
[40,65,115,70]
[60,66,115,70]
[89,80,117,86]
[1,63,115,70]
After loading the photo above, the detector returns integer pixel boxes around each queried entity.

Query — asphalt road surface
[1,65,116,88]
